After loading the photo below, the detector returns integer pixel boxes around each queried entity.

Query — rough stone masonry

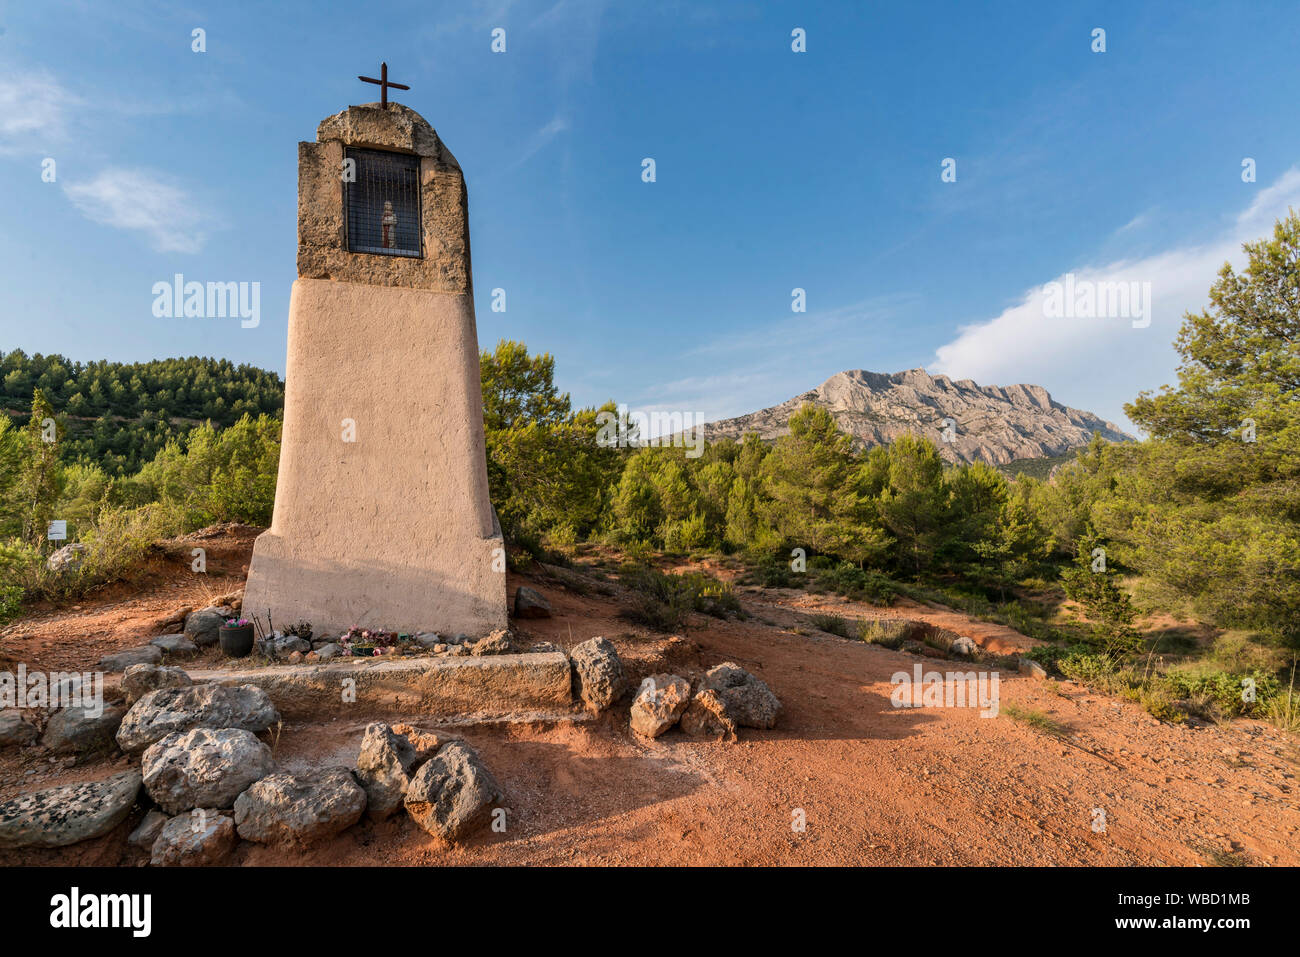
[242,101,507,638]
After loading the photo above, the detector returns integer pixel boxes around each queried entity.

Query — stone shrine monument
[243,71,506,638]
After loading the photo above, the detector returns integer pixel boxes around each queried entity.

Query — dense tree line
[0,352,283,474]
[0,393,280,604]
[480,336,1058,584]
[479,212,1300,659]
[1,212,1296,675]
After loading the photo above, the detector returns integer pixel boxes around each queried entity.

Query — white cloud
[1115,210,1152,234]
[930,168,1300,430]
[507,114,571,170]
[0,70,79,153]
[685,295,911,360]
[636,366,793,427]
[626,295,916,425]
[63,168,209,253]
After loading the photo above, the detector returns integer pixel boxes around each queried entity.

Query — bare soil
[2,528,1297,866]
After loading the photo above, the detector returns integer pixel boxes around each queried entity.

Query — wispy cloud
[1115,210,1153,235]
[506,114,571,170]
[930,168,1300,429]
[0,66,237,154]
[0,70,80,154]
[686,294,915,360]
[423,0,521,38]
[624,294,917,423]
[528,0,605,84]
[4,65,220,252]
[635,365,795,426]
[63,168,210,253]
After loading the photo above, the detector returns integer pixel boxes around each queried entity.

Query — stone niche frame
[297,102,472,293]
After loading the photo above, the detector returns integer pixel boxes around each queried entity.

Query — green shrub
[809,613,850,637]
[857,618,926,649]
[1164,667,1279,718]
[1266,685,1300,733]
[0,501,185,602]
[1058,651,1130,695]
[0,582,22,624]
[542,522,579,558]
[619,566,695,631]
[661,514,710,553]
[1060,536,1142,655]
[619,539,655,566]
[132,413,280,529]
[1058,650,1282,722]
[0,539,42,594]
[1137,683,1185,723]
[617,565,742,630]
[748,558,799,589]
[814,563,898,606]
[679,570,742,618]
[1025,642,1092,672]
[80,503,183,582]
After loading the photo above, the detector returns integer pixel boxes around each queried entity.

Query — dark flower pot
[219,624,255,658]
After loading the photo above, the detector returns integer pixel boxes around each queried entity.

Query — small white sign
[47,520,67,541]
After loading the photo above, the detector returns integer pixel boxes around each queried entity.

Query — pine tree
[1060,531,1142,656]
[872,433,948,573]
[18,389,63,547]
[760,404,865,558]
[1111,210,1300,647]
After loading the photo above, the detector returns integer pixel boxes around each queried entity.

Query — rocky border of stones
[0,665,508,863]
[567,636,784,741]
[627,662,782,740]
[1,632,782,861]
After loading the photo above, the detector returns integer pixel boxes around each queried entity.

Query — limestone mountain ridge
[700,368,1133,465]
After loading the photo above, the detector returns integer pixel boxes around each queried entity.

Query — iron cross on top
[358,61,410,109]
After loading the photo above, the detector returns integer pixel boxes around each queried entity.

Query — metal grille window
[345,147,422,257]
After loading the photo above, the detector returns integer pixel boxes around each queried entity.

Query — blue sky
[2,0,1299,431]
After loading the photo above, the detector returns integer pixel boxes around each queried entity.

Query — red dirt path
[2,529,1297,866]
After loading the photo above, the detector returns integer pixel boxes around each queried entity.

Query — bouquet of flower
[341,626,394,656]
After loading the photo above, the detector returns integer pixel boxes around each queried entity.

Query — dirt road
[2,532,1296,866]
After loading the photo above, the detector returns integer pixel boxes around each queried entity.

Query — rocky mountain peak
[701,368,1132,465]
